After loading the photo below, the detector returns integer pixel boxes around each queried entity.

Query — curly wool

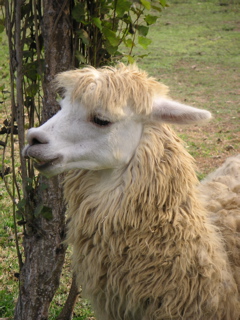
[199,155,240,294]
[64,124,240,320]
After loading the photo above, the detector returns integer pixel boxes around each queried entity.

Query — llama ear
[151,98,211,124]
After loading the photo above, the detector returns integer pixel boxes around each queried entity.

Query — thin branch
[33,0,42,67]
[52,0,69,36]
[11,120,23,269]
[1,134,14,201]
[15,0,28,190]
[4,0,23,272]
[56,273,80,320]
[112,0,118,31]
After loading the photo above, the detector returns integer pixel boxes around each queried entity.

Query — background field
[0,0,240,319]
[138,0,240,176]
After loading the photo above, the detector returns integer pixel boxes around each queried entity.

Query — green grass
[0,34,10,114]
[0,290,15,318]
[48,254,95,320]
[139,0,239,65]
[135,0,240,172]
[137,0,239,102]
[1,0,240,318]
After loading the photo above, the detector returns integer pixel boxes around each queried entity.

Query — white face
[23,96,211,177]
[23,97,143,177]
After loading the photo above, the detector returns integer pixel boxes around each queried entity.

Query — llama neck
[64,123,238,318]
[64,123,204,235]
[65,123,238,319]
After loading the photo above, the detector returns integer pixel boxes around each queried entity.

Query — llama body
[23,64,240,319]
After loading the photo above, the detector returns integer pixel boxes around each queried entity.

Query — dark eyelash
[92,115,111,127]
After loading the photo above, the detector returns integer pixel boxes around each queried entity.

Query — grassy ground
[0,0,240,319]
[138,0,240,175]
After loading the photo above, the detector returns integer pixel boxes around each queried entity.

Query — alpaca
[23,64,240,320]
[199,155,240,292]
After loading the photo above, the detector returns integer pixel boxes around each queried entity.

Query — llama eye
[92,115,111,127]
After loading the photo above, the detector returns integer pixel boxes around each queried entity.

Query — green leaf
[126,55,135,64]
[138,36,152,49]
[34,203,44,217]
[92,17,102,30]
[122,13,132,24]
[136,25,149,36]
[152,5,162,12]
[102,27,120,47]
[101,20,112,30]
[137,53,149,59]
[41,206,53,221]
[26,83,39,98]
[21,3,32,19]
[26,177,33,184]
[25,177,34,191]
[144,15,158,25]
[23,61,41,81]
[104,41,118,55]
[140,0,151,10]
[116,0,132,17]
[0,23,4,34]
[17,199,26,210]
[16,210,23,218]
[72,3,85,22]
[124,38,135,48]
[160,0,167,6]
[34,203,53,220]
[39,183,48,191]
[23,50,33,59]
[75,51,86,63]
[77,29,90,45]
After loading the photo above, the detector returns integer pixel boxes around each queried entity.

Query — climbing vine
[72,0,167,66]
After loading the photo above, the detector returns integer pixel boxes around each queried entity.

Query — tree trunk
[42,0,73,122]
[14,178,67,320]
[14,1,73,319]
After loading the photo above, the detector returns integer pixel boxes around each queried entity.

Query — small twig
[1,133,14,201]
[112,0,118,31]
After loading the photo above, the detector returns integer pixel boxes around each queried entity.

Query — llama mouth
[33,157,60,171]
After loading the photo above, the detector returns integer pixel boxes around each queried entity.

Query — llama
[23,64,240,320]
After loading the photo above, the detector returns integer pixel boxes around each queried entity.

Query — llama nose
[27,128,49,146]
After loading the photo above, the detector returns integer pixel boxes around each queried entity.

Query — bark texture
[14,1,73,319]
[42,0,73,122]
[14,177,67,320]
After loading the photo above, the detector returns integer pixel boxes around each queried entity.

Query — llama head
[23,64,211,177]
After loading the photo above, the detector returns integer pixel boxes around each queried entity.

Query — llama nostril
[32,138,42,145]
[27,129,49,146]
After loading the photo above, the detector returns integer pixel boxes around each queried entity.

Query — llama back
[199,154,240,293]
